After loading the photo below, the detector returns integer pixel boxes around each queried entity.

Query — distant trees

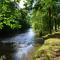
[27,0,60,36]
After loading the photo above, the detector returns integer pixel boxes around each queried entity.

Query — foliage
[27,0,60,36]
[0,0,60,36]
[0,0,30,34]
[0,0,21,30]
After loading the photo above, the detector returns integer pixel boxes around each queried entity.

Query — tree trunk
[48,7,52,34]
[57,20,60,29]
[55,19,57,32]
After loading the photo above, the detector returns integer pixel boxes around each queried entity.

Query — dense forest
[0,0,60,37]
[29,0,60,37]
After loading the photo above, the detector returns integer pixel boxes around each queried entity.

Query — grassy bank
[33,32,60,60]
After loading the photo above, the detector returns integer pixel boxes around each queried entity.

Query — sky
[19,0,27,8]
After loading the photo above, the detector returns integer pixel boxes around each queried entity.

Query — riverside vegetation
[33,32,60,60]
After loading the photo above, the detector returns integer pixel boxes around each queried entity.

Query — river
[0,28,35,60]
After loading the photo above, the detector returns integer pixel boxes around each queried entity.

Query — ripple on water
[14,44,34,60]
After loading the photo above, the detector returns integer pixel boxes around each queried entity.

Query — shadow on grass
[43,33,60,40]
[35,32,60,45]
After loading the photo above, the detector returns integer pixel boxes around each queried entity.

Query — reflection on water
[0,28,35,60]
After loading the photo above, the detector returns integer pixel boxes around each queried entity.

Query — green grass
[33,38,60,60]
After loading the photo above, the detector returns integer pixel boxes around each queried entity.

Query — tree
[0,0,30,35]
[28,0,58,36]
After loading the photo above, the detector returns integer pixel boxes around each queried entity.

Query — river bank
[33,32,60,60]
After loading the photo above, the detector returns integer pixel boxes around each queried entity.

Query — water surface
[0,28,35,60]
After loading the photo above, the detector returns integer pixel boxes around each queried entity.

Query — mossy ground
[33,33,60,60]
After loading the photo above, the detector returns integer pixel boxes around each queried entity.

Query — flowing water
[0,28,35,60]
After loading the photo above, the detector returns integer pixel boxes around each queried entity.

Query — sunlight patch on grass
[45,38,60,46]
